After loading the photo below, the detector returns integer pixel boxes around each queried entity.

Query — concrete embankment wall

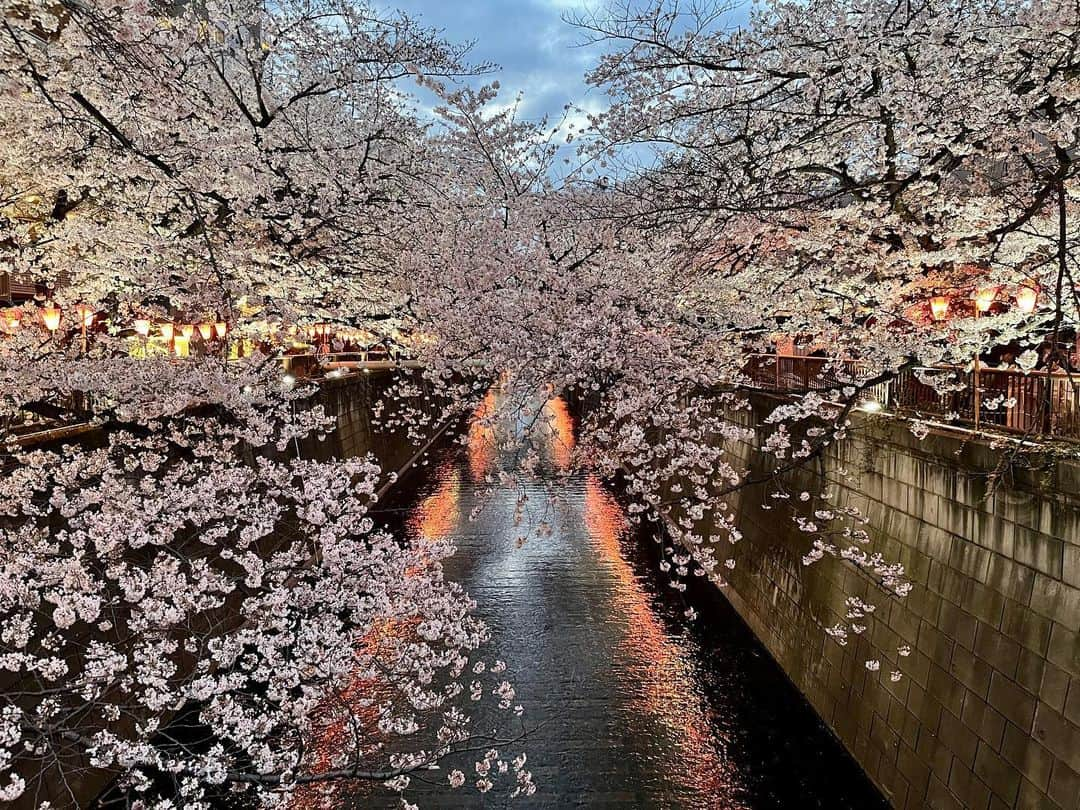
[717,397,1080,810]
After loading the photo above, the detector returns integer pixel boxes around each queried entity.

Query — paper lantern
[1016,286,1038,314]
[41,304,62,331]
[929,296,949,322]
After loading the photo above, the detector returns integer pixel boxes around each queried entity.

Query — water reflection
[467,389,498,481]
[542,396,575,471]
[409,464,461,541]
[582,476,741,805]
[333,392,885,808]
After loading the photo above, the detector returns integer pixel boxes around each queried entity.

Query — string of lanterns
[928,283,1039,322]
[0,302,378,358]
[0,284,1046,347]
[0,301,233,357]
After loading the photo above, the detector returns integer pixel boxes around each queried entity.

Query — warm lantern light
[134,318,151,337]
[41,304,62,332]
[160,322,175,341]
[929,296,950,321]
[974,286,997,313]
[75,303,95,328]
[173,335,190,357]
[1016,286,1038,314]
[214,321,227,338]
[3,308,22,332]
[181,324,195,339]
[198,322,213,341]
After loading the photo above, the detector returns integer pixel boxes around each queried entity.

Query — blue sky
[386,0,607,129]
[384,0,752,180]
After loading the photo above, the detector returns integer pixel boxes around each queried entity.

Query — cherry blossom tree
[548,0,1080,668]
[3,0,1080,803]
[0,0,535,806]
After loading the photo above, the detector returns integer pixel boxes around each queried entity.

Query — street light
[971,289,999,428]
[75,303,94,329]
[316,323,332,354]
[74,303,94,354]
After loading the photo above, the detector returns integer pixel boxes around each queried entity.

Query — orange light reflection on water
[467,389,498,482]
[583,476,745,807]
[543,396,575,471]
[288,619,403,810]
[407,461,460,542]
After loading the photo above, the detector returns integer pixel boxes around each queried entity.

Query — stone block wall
[308,371,434,473]
[716,400,1080,810]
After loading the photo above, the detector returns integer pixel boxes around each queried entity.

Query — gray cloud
[385,0,604,124]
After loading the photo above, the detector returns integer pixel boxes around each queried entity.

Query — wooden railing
[0,270,48,302]
[744,354,891,407]
[281,351,418,377]
[744,354,1080,440]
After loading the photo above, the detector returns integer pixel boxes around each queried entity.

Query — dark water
[349,395,888,809]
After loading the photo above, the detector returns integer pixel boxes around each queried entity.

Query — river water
[350,394,888,809]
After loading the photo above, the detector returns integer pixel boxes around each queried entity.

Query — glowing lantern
[41,304,62,332]
[214,321,227,338]
[181,324,195,339]
[929,296,949,322]
[974,286,997,314]
[160,323,175,341]
[173,335,190,357]
[134,318,151,337]
[75,303,95,328]
[198,322,213,341]
[3,308,22,332]
[1016,286,1038,314]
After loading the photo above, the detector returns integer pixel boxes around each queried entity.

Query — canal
[332,391,889,808]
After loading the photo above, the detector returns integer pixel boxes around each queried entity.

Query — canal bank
[687,395,1080,810]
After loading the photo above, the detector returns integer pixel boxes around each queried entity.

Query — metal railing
[744,354,1080,440]
[2,392,96,447]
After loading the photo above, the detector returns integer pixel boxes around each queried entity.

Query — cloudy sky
[386,0,608,127]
